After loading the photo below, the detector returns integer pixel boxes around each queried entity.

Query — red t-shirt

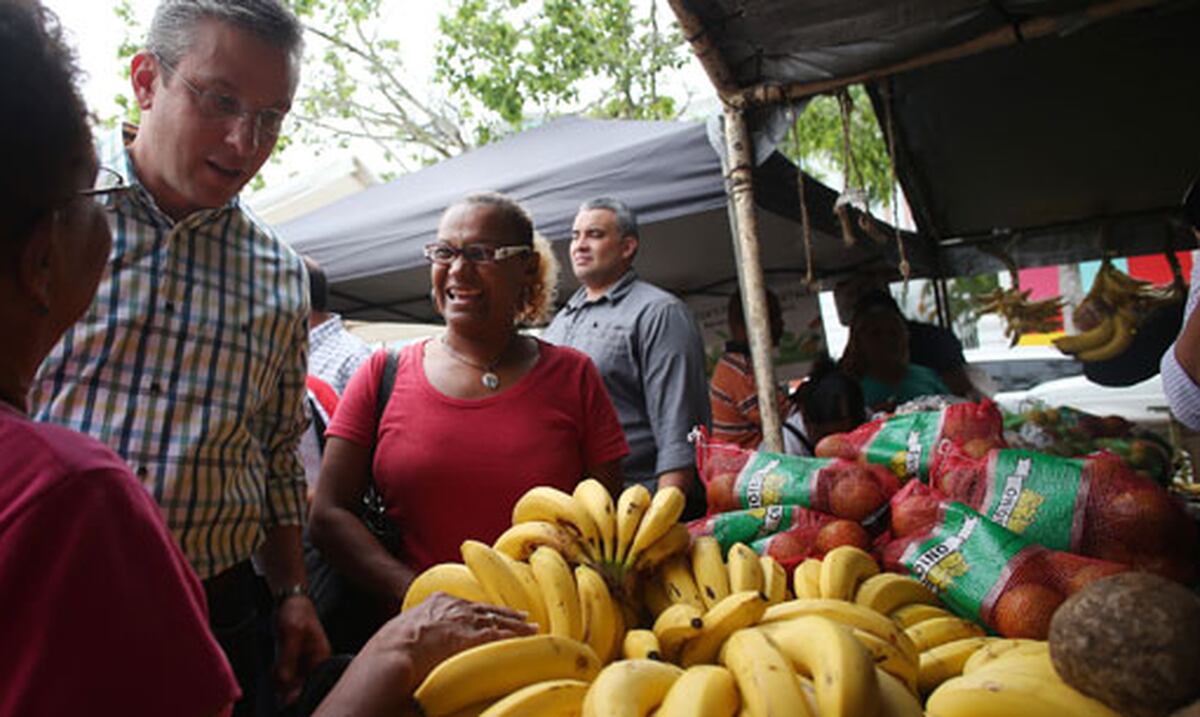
[326,339,628,569]
[0,403,239,717]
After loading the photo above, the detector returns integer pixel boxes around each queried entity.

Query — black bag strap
[368,349,400,484]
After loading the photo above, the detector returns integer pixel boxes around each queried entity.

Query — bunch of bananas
[974,287,1065,347]
[405,483,1115,716]
[1054,260,1180,362]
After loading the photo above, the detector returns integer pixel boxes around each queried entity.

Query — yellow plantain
[574,478,618,563]
[726,543,764,593]
[690,536,731,610]
[615,484,653,565]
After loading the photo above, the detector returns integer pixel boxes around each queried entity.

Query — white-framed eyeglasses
[154,53,288,143]
[423,242,532,265]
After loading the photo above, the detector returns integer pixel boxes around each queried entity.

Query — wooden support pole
[666,0,742,99]
[722,105,783,452]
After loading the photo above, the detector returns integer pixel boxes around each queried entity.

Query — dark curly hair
[0,0,92,252]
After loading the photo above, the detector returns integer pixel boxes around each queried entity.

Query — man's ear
[130,51,159,110]
[620,235,639,262]
[17,217,54,312]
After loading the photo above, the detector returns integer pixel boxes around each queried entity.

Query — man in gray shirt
[542,197,710,511]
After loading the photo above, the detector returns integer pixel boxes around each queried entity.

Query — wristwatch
[275,583,308,606]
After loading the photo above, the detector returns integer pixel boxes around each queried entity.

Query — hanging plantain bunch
[973,246,1064,346]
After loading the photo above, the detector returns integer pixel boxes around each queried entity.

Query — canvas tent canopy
[671,0,1200,276]
[279,116,920,322]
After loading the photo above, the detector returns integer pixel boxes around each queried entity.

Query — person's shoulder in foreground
[0,408,238,717]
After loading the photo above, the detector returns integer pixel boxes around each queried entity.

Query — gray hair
[148,0,304,82]
[579,196,639,240]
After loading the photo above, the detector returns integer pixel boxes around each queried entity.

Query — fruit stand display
[396,401,1199,716]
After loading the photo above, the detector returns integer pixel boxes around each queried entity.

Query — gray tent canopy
[673,0,1200,275]
[279,116,919,322]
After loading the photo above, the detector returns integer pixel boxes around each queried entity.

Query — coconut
[1048,572,1200,717]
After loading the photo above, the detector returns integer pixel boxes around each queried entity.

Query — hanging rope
[787,105,816,287]
[878,81,911,283]
[834,90,863,247]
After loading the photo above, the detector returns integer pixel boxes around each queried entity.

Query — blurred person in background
[1162,176,1200,429]
[840,301,950,412]
[709,288,790,449]
[783,356,868,455]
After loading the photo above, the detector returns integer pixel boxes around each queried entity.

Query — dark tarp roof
[676,0,1200,272]
[279,116,922,321]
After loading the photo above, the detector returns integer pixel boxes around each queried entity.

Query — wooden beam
[723,0,1164,108]
[722,106,784,452]
[666,0,742,99]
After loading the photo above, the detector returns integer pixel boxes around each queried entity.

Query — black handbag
[360,349,402,555]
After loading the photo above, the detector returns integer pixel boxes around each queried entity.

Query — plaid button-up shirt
[31,126,310,580]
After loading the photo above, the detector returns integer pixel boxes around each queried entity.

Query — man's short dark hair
[0,0,91,253]
[302,255,328,313]
[579,197,639,240]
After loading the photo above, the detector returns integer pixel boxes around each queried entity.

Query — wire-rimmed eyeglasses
[423,242,532,265]
[154,53,288,143]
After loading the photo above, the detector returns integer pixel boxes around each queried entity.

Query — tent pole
[666,0,742,99]
[722,105,783,452]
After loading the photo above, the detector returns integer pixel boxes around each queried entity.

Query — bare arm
[656,467,695,494]
[310,436,416,610]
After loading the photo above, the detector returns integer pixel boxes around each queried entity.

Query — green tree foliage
[779,86,894,211]
[435,0,687,144]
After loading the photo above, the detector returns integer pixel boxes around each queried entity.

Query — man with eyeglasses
[1162,177,1200,430]
[541,197,711,517]
[30,1,327,713]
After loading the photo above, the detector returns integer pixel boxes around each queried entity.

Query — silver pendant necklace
[439,334,514,390]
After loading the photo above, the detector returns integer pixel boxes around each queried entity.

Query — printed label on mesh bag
[900,502,1027,623]
[863,411,945,479]
[980,450,1083,551]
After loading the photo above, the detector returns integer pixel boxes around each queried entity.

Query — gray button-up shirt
[542,270,711,488]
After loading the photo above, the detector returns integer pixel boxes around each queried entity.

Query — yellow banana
[889,602,954,629]
[960,639,1048,675]
[493,520,586,564]
[623,629,663,661]
[818,545,880,601]
[633,523,690,572]
[478,678,589,717]
[512,486,602,561]
[1052,315,1115,355]
[720,628,812,717]
[758,615,881,717]
[1076,310,1136,363]
[925,667,1122,717]
[529,546,584,641]
[402,563,489,612]
[441,701,494,717]
[660,554,706,610]
[851,628,919,695]
[652,602,705,663]
[413,635,601,716]
[917,636,991,695]
[759,556,788,605]
[905,615,986,653]
[461,540,538,623]
[679,590,770,667]
[656,665,740,717]
[616,484,653,565]
[577,563,623,663]
[726,543,764,593]
[626,487,686,567]
[969,651,1058,681]
[760,597,919,665]
[582,659,684,717]
[574,478,618,563]
[792,558,822,599]
[854,572,940,615]
[876,668,925,717]
[507,556,551,635]
[642,574,674,617]
[690,536,731,610]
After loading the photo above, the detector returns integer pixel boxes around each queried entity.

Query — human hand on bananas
[317,593,533,717]
[974,287,1064,347]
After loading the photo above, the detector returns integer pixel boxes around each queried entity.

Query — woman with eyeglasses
[310,192,628,624]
